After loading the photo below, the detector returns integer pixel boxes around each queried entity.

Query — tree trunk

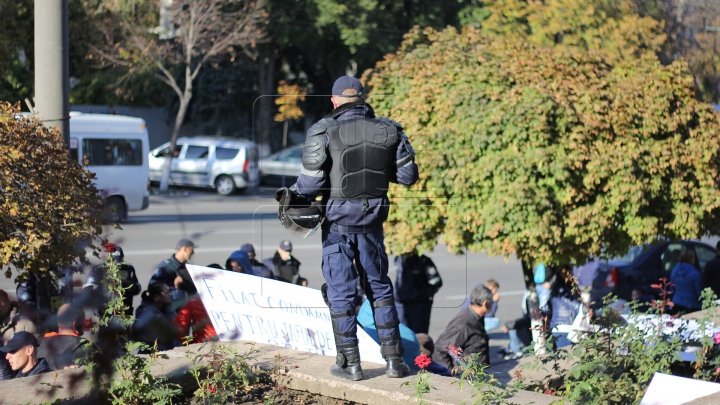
[257,47,276,155]
[159,89,192,193]
[521,259,547,355]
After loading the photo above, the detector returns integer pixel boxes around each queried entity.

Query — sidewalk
[0,341,556,405]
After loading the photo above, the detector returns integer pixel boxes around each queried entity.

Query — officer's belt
[328,223,380,234]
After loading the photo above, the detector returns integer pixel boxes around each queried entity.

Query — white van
[148,136,260,195]
[69,113,150,222]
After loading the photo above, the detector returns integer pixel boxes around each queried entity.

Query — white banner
[187,264,385,365]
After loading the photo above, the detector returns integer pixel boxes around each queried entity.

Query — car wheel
[104,196,126,223]
[215,175,236,195]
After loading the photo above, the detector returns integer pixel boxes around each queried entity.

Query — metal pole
[34,0,70,147]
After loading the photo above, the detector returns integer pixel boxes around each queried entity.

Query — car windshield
[609,245,649,263]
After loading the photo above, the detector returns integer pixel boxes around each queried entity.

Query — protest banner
[186,264,386,365]
[641,373,720,404]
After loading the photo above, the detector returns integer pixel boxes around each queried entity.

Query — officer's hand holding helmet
[276,185,325,238]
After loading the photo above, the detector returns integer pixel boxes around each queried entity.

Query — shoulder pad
[307,119,331,137]
[376,116,403,130]
[303,120,329,170]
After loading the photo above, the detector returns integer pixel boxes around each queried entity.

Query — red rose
[414,354,432,369]
[104,243,117,253]
[82,318,96,332]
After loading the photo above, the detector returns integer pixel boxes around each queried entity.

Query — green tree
[364,25,720,280]
[0,103,104,277]
[474,0,666,62]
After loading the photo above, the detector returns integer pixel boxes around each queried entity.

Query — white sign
[187,264,385,365]
[641,373,720,404]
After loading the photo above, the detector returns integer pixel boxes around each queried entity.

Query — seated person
[240,244,275,279]
[433,286,493,372]
[415,334,451,376]
[173,295,217,344]
[225,250,255,275]
[630,287,654,313]
[356,298,421,369]
[131,283,178,353]
[38,304,88,370]
[461,279,501,331]
[0,332,51,378]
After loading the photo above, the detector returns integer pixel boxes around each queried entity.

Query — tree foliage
[274,80,306,122]
[0,103,104,277]
[365,26,720,265]
[477,0,666,62]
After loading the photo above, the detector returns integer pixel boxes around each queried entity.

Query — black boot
[381,341,409,378]
[330,345,363,381]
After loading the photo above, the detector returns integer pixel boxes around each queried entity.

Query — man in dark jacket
[84,245,141,316]
[240,243,275,279]
[38,304,88,370]
[432,286,493,373]
[263,240,307,285]
[0,331,51,378]
[149,239,196,309]
[703,241,720,298]
[394,253,442,334]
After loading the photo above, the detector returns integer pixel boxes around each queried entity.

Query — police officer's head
[110,246,125,263]
[469,286,494,317]
[277,240,293,261]
[175,239,196,263]
[331,76,365,109]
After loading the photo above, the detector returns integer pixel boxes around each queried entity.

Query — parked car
[69,112,151,222]
[148,137,260,195]
[259,145,303,186]
[574,241,717,304]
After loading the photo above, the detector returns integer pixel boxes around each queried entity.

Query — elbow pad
[302,120,329,171]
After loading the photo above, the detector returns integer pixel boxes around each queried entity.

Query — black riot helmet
[111,246,125,263]
[276,187,324,238]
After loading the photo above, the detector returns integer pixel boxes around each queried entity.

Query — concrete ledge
[0,341,555,405]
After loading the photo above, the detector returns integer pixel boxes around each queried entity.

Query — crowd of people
[0,238,307,381]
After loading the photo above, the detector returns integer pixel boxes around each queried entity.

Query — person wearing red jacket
[172,297,217,344]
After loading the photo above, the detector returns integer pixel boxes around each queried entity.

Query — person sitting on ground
[173,269,218,344]
[38,304,88,370]
[240,244,275,279]
[462,279,502,331]
[0,290,37,381]
[670,248,703,315]
[433,286,493,373]
[131,283,178,353]
[225,250,255,275]
[415,334,451,376]
[0,331,50,378]
[263,240,308,286]
[630,287,654,313]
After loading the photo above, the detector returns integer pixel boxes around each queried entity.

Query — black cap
[332,76,364,97]
[240,243,255,255]
[177,239,197,249]
[0,331,38,353]
[279,240,292,251]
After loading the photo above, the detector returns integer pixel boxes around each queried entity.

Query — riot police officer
[83,245,141,316]
[295,76,419,381]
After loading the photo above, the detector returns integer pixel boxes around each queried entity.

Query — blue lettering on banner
[242,314,255,334]
[219,311,234,332]
[240,291,251,306]
[231,313,245,332]
[266,296,274,309]
[249,292,261,307]
[202,278,216,300]
[229,290,243,305]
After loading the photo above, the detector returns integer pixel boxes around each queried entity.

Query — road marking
[444,290,526,300]
[161,229,255,235]
[124,244,322,256]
